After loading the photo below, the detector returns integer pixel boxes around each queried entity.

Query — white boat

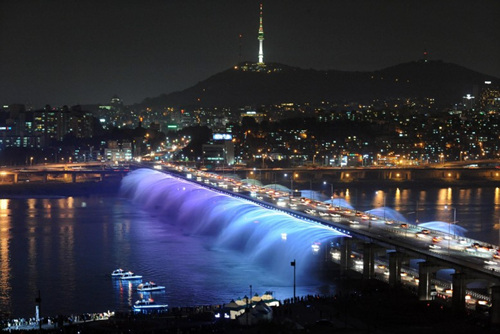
[132,299,168,313]
[111,268,127,277]
[119,271,143,280]
[137,281,165,292]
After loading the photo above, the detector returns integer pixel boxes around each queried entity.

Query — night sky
[1,0,499,108]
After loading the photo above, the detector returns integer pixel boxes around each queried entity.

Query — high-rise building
[258,3,264,64]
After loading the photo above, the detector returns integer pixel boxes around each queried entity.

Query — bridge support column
[43,174,48,183]
[418,261,437,301]
[452,272,467,314]
[490,286,500,326]
[13,173,18,184]
[72,173,77,183]
[362,243,375,279]
[340,239,352,276]
[388,251,402,287]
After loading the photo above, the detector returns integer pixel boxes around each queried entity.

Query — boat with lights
[137,281,165,292]
[119,271,143,280]
[132,299,168,313]
[111,268,127,277]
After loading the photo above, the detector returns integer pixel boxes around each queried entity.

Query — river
[0,171,499,318]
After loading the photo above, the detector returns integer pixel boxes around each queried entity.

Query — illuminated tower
[258,3,264,64]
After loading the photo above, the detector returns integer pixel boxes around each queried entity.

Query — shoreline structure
[1,279,491,333]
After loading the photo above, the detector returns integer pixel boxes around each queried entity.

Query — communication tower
[258,4,264,64]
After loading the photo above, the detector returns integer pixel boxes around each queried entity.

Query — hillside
[140,60,498,108]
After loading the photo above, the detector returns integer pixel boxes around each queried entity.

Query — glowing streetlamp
[290,259,296,302]
[444,205,457,254]
[444,205,457,238]
[284,173,297,203]
[323,181,334,207]
[376,191,387,223]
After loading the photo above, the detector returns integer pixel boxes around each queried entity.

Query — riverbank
[2,278,495,334]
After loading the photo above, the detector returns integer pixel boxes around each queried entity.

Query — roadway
[153,163,500,309]
[163,164,500,279]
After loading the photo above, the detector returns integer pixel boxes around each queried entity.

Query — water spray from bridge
[120,169,348,283]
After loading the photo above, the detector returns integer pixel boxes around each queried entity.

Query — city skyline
[0,0,499,108]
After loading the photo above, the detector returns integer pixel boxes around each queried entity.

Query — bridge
[5,160,500,185]
[0,162,131,184]
[5,161,500,321]
[161,163,500,324]
[217,162,500,185]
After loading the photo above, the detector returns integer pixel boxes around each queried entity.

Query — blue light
[121,169,347,278]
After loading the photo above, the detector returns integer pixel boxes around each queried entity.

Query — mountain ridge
[140,60,499,109]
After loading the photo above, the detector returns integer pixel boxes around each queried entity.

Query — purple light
[121,169,346,279]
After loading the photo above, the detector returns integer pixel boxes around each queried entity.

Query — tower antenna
[258,3,264,64]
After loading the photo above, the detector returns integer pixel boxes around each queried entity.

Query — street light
[323,181,334,207]
[444,205,457,255]
[284,173,296,203]
[376,191,386,223]
[290,259,296,302]
[444,205,457,239]
[274,172,277,192]
[310,179,314,200]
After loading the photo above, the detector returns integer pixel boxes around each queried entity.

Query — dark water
[0,194,333,319]
[0,181,499,318]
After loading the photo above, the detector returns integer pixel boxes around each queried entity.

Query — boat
[119,271,143,280]
[137,281,165,292]
[132,298,168,313]
[111,268,127,277]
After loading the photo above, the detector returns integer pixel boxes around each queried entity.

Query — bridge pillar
[72,173,77,183]
[43,173,48,183]
[13,173,18,184]
[388,251,402,287]
[418,261,438,301]
[451,272,467,314]
[490,286,500,326]
[340,238,352,276]
[362,243,375,279]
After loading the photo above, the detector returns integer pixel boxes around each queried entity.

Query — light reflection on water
[0,195,335,318]
[337,186,500,244]
[0,183,499,318]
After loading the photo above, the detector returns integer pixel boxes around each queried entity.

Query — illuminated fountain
[241,179,263,186]
[121,169,347,282]
[299,190,328,202]
[262,184,289,192]
[418,221,467,237]
[366,207,407,222]
[323,198,354,210]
